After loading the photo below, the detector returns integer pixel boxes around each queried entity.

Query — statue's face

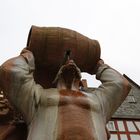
[60,60,81,81]
[55,60,81,89]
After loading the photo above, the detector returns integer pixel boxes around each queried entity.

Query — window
[117,121,125,132]
[107,121,117,131]
[126,95,136,103]
[134,121,140,130]
[109,120,140,140]
[130,134,140,140]
[110,134,118,140]
[126,121,137,132]
[120,134,127,140]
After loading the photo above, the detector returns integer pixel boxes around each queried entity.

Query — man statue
[0,48,131,140]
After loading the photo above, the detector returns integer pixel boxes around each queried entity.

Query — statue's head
[54,60,82,89]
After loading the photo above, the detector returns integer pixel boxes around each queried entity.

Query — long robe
[0,50,131,140]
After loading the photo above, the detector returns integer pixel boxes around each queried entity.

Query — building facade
[107,74,140,140]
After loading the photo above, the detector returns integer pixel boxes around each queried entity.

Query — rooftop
[112,74,140,119]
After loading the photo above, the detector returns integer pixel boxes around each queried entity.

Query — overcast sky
[0,0,140,87]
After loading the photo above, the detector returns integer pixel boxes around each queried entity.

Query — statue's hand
[97,59,104,66]
[92,59,104,74]
[20,48,35,70]
[20,48,32,55]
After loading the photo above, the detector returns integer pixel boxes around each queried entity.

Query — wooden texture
[26,26,101,88]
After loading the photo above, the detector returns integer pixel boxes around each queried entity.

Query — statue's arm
[0,49,42,124]
[95,60,131,122]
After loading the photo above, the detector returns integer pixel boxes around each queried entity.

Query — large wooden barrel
[26,26,101,88]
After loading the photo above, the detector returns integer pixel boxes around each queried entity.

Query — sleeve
[0,50,42,124]
[95,64,131,123]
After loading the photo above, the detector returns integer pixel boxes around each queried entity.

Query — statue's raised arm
[0,49,42,124]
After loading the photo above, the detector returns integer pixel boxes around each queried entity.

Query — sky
[0,0,140,87]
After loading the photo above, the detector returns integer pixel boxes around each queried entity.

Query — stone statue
[0,48,131,140]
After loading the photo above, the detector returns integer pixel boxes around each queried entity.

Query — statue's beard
[55,64,81,89]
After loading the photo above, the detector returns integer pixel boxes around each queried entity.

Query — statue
[0,48,131,140]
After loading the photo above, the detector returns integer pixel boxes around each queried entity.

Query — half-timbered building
[107,74,140,140]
